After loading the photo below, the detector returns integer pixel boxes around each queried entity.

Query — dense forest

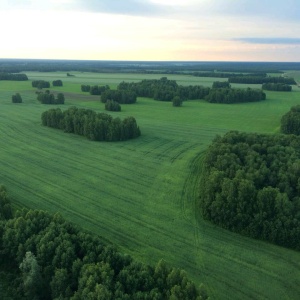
[281,105,300,135]
[0,186,207,300]
[41,107,141,141]
[200,131,300,250]
[204,88,266,104]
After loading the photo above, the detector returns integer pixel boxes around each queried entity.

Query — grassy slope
[1,71,300,299]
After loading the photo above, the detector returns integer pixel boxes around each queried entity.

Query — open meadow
[1,71,300,299]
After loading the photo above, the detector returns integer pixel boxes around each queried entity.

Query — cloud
[234,38,300,45]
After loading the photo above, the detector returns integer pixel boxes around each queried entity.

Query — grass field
[1,71,300,299]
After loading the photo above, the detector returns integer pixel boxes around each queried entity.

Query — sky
[0,0,299,61]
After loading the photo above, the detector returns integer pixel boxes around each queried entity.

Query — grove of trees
[37,91,65,104]
[229,76,296,85]
[0,72,28,81]
[105,100,121,112]
[281,105,300,135]
[0,188,207,300]
[200,131,300,250]
[41,107,141,141]
[52,80,63,87]
[262,83,292,91]
[101,89,137,104]
[12,93,23,103]
[32,80,50,89]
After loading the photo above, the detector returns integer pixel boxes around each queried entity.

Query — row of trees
[281,105,300,135]
[0,72,28,81]
[37,91,65,104]
[41,107,141,141]
[229,76,296,85]
[193,72,267,78]
[262,83,292,91]
[12,93,23,103]
[212,81,231,89]
[0,189,207,299]
[200,131,300,250]
[204,88,266,104]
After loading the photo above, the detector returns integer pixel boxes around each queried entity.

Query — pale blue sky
[0,0,299,61]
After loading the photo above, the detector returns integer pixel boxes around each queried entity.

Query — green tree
[172,96,182,107]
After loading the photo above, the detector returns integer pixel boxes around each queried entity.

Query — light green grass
[1,73,300,299]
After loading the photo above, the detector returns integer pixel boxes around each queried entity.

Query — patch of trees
[212,81,231,89]
[32,80,50,89]
[101,89,137,104]
[37,91,65,104]
[12,93,23,103]
[200,131,300,250]
[105,100,121,112]
[172,96,182,107]
[229,76,296,85]
[90,85,110,95]
[262,83,292,91]
[0,188,207,300]
[118,77,210,101]
[0,72,28,81]
[41,107,140,141]
[205,88,266,104]
[0,185,12,220]
[281,105,300,135]
[81,84,91,92]
[52,80,63,87]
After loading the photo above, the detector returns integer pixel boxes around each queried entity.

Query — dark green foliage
[205,88,266,104]
[172,96,182,107]
[81,84,90,92]
[52,80,63,87]
[229,76,296,85]
[37,91,65,104]
[32,80,50,89]
[262,83,292,91]
[101,89,137,104]
[12,93,22,103]
[212,81,231,89]
[41,107,140,141]
[117,77,210,101]
[89,85,110,95]
[0,207,205,300]
[105,100,121,112]
[281,105,300,135]
[0,185,12,220]
[200,131,300,250]
[0,72,28,81]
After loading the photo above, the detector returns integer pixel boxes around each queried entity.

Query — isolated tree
[172,96,182,107]
[12,93,22,103]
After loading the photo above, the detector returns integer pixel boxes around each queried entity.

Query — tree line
[199,131,300,250]
[0,72,28,81]
[204,88,266,104]
[101,89,137,104]
[41,107,141,141]
[0,187,207,300]
[281,105,300,135]
[262,83,292,91]
[228,76,296,85]
[37,91,65,104]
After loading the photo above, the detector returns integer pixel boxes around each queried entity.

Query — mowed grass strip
[1,72,300,299]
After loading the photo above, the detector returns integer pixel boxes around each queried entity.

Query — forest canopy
[281,105,300,135]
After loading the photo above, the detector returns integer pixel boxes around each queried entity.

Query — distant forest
[0,59,300,74]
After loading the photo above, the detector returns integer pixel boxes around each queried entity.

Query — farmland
[1,71,300,299]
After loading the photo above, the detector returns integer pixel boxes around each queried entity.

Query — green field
[1,71,300,299]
